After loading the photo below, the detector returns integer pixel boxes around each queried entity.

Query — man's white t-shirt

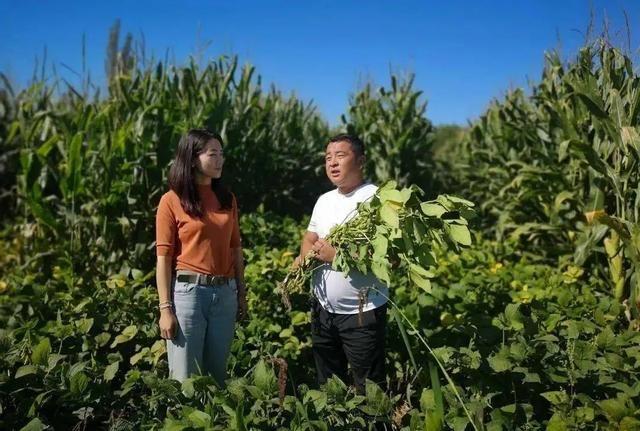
[307,182,389,314]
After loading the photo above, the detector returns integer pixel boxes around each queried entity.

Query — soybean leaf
[15,365,38,379]
[31,338,51,366]
[371,259,391,285]
[19,418,46,431]
[104,361,119,382]
[380,203,399,228]
[421,202,446,217]
[70,372,89,395]
[448,224,472,246]
[411,274,431,293]
[379,188,404,204]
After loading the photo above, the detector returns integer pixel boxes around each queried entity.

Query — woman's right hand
[159,308,178,340]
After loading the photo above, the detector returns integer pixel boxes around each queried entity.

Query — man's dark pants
[310,297,387,393]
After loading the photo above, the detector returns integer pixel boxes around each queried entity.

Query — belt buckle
[197,274,225,287]
[196,274,207,286]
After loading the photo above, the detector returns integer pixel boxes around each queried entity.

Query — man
[298,133,388,392]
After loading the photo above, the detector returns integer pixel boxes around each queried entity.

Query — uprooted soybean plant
[279,181,475,308]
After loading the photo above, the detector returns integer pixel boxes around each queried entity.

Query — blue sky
[1,1,639,125]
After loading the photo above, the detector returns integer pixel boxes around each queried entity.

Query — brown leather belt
[176,271,231,287]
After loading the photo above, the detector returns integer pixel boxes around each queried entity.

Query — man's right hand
[312,239,336,263]
[299,231,319,268]
[159,308,178,340]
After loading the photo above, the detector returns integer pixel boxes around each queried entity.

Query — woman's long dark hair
[168,128,233,217]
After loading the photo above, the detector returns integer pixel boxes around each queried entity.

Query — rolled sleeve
[156,194,176,257]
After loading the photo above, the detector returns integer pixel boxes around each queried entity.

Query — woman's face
[195,139,224,179]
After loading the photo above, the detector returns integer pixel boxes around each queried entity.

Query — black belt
[176,272,231,287]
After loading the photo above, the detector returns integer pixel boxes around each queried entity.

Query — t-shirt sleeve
[156,194,177,257]
[230,194,241,248]
[307,197,322,233]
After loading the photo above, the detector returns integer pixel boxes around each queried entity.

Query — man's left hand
[312,239,336,263]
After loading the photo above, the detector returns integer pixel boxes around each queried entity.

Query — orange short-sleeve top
[155,184,241,277]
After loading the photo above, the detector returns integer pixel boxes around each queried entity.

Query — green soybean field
[1,36,640,430]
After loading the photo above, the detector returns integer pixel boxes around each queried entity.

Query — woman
[155,128,248,386]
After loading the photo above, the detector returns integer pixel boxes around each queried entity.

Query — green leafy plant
[279,180,475,307]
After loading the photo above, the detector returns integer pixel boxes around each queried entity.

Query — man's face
[325,140,363,187]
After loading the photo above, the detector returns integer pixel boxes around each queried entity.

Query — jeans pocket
[229,279,238,295]
[173,280,196,295]
[309,296,319,313]
[372,304,387,328]
[373,304,387,318]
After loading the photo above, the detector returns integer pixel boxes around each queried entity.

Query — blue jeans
[167,278,238,386]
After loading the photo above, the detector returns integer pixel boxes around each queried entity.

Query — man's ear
[358,155,366,168]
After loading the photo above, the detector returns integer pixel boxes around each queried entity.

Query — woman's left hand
[237,289,249,321]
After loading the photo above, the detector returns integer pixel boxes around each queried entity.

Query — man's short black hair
[328,133,365,157]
